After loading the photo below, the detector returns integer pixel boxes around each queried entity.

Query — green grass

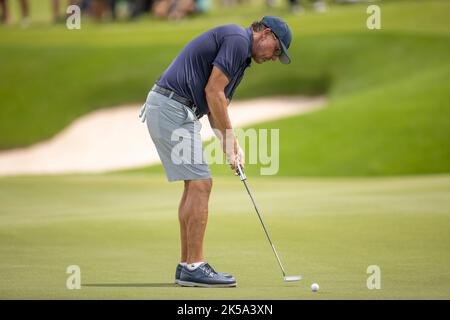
[0,0,449,176]
[1,1,449,300]
[0,173,449,299]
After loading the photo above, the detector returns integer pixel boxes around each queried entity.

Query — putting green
[1,173,449,299]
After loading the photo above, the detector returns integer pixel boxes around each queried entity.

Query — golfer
[140,16,292,287]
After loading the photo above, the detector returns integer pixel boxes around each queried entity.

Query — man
[140,16,292,287]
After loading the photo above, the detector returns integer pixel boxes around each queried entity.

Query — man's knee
[188,178,212,197]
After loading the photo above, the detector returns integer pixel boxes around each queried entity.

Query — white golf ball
[311,283,319,292]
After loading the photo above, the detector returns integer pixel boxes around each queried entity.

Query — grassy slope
[0,173,449,299]
[0,1,449,176]
[209,33,450,176]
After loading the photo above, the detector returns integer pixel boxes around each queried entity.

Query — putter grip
[236,163,247,181]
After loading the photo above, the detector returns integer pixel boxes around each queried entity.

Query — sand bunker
[0,96,326,176]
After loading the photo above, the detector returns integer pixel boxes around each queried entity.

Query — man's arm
[207,99,230,135]
[205,66,241,169]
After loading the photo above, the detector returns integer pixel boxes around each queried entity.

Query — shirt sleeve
[212,35,249,81]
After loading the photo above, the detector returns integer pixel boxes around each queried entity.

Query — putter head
[283,275,302,282]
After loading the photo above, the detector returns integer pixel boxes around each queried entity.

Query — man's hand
[226,142,245,173]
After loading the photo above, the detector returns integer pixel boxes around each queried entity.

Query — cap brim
[279,41,291,64]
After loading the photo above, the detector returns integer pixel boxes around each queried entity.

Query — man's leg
[179,178,212,264]
[178,180,189,263]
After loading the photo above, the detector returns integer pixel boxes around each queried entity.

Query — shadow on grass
[83,283,176,288]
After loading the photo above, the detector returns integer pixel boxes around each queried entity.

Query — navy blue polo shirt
[156,24,253,117]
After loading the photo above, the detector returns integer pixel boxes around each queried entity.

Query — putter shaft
[236,164,287,278]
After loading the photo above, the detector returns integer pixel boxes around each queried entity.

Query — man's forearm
[206,89,237,152]
[208,97,230,136]
[206,90,232,135]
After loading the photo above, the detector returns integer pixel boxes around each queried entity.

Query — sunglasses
[271,32,283,57]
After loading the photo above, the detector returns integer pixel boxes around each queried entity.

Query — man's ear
[263,28,272,37]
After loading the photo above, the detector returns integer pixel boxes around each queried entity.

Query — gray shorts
[142,90,211,182]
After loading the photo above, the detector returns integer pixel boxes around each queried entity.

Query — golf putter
[236,163,302,282]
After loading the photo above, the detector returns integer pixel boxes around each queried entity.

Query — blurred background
[0,0,449,177]
[0,0,449,299]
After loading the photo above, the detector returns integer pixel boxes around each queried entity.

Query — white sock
[180,262,187,267]
[187,261,205,270]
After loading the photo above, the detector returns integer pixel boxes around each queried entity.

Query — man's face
[252,29,282,64]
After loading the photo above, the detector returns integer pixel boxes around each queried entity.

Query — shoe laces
[201,263,217,278]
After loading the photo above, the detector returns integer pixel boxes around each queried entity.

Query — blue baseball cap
[261,16,292,64]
